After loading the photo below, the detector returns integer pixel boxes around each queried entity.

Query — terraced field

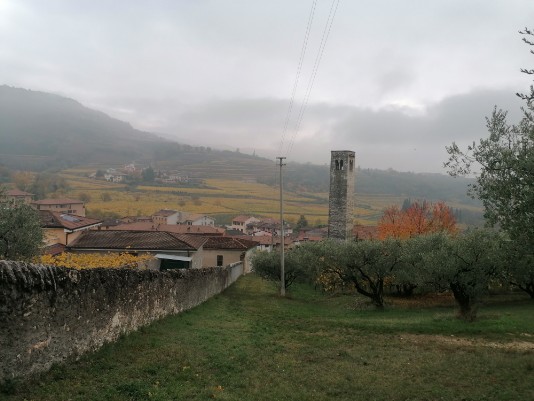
[58,169,405,225]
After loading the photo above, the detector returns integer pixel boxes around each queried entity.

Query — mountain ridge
[0,85,478,205]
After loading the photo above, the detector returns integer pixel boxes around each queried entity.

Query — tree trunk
[395,283,417,297]
[450,282,477,321]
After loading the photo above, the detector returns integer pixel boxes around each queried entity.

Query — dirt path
[399,333,534,351]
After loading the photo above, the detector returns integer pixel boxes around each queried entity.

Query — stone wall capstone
[0,261,243,381]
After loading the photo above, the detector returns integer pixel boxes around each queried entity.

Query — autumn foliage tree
[378,201,457,240]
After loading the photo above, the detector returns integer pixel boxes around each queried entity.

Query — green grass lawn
[2,275,533,401]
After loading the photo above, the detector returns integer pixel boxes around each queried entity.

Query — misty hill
[0,86,278,177]
[0,85,478,205]
[257,163,478,206]
[0,85,171,170]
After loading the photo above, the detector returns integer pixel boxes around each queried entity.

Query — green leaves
[445,30,534,249]
[0,202,43,260]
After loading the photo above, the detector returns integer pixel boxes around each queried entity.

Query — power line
[278,0,318,156]
[285,0,341,157]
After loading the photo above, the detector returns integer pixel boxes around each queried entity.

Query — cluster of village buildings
[3,151,369,272]
[4,188,377,271]
[89,164,199,185]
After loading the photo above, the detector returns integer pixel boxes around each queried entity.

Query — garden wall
[0,261,243,381]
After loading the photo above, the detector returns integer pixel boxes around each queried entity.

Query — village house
[31,198,86,217]
[249,217,293,237]
[152,209,181,225]
[120,215,153,224]
[292,230,325,247]
[67,230,206,270]
[123,163,137,174]
[230,215,260,233]
[39,211,102,246]
[202,236,257,272]
[104,173,127,183]
[3,189,34,205]
[248,235,280,252]
[179,213,216,227]
[155,170,190,184]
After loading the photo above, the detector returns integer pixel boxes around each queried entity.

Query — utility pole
[277,156,286,296]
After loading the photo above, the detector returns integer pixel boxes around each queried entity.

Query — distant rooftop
[232,215,256,223]
[6,189,33,197]
[68,230,206,251]
[39,211,101,231]
[153,209,178,217]
[113,222,224,235]
[32,198,83,205]
[204,237,257,250]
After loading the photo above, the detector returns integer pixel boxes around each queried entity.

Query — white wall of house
[190,216,215,226]
[231,216,260,233]
[153,212,179,225]
[202,248,254,272]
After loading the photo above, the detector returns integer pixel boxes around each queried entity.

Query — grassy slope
[3,275,533,401]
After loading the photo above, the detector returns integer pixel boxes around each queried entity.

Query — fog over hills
[0,85,168,169]
[0,86,478,206]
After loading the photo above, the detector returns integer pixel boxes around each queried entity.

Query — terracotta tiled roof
[153,209,178,217]
[204,236,257,250]
[112,222,224,235]
[228,235,278,246]
[6,189,33,197]
[39,211,101,231]
[297,235,324,243]
[42,243,66,256]
[183,213,209,222]
[250,236,277,246]
[232,215,253,223]
[68,230,206,251]
[32,198,83,205]
[168,233,208,249]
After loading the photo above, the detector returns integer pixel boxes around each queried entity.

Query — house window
[216,255,223,267]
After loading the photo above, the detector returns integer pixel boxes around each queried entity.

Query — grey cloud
[2,0,533,173]
[140,88,526,172]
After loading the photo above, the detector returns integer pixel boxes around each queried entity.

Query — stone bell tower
[328,150,355,240]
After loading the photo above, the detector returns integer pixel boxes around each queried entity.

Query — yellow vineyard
[56,169,406,225]
[39,252,153,269]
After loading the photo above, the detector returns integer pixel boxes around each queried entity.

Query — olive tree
[0,200,43,260]
[426,229,503,320]
[445,28,534,249]
[314,239,403,308]
[251,247,313,290]
[395,233,448,296]
[502,240,534,298]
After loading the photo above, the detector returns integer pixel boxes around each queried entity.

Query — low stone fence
[0,261,243,381]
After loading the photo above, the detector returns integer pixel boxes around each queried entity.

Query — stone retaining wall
[0,261,243,381]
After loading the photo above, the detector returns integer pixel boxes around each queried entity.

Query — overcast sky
[1,0,533,172]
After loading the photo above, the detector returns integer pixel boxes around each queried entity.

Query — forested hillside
[261,163,479,206]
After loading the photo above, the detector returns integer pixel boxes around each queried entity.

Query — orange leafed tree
[378,201,458,239]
